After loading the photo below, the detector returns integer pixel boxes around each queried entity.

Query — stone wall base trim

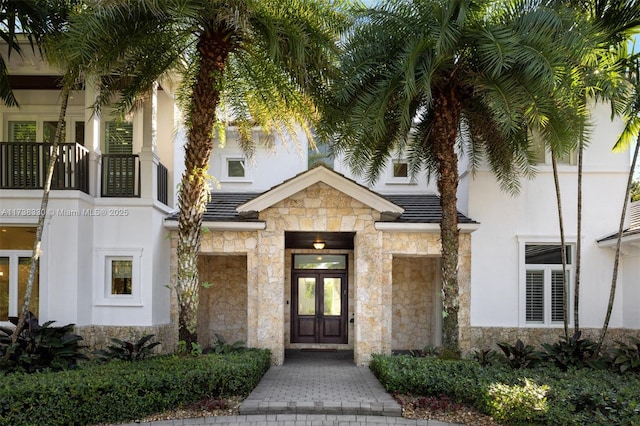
[462,326,640,354]
[76,324,178,355]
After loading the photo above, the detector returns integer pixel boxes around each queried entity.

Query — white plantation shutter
[551,271,566,322]
[8,121,36,142]
[526,270,544,322]
[105,121,133,154]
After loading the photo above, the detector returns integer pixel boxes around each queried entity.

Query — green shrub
[93,334,161,362]
[370,354,640,425]
[484,378,549,423]
[0,349,271,426]
[0,321,88,373]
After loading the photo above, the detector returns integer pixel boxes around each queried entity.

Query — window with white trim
[523,244,572,325]
[531,133,576,165]
[221,155,252,182]
[387,159,412,183]
[95,249,142,306]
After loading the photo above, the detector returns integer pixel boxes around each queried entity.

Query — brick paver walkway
[116,350,463,426]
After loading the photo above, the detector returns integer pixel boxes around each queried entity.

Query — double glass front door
[291,271,347,344]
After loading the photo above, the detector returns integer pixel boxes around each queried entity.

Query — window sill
[94,300,143,307]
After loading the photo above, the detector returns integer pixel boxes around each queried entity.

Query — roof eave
[163,220,265,231]
[374,222,480,233]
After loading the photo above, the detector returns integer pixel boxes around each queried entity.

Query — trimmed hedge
[0,349,271,426]
[369,354,640,425]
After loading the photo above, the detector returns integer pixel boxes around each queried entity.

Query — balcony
[0,142,89,192]
[0,142,168,205]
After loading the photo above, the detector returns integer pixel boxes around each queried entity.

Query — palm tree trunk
[551,154,569,340]
[176,28,231,347]
[432,87,462,355]
[10,84,70,343]
[574,138,583,333]
[597,135,640,351]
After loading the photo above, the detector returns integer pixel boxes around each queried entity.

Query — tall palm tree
[60,0,350,346]
[325,0,590,353]
[598,53,640,349]
[2,0,81,347]
[550,0,640,336]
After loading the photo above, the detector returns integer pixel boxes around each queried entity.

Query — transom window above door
[293,254,346,270]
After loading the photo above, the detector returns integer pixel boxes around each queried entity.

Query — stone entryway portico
[167,166,477,365]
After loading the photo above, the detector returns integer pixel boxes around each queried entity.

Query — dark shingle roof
[166,192,476,224]
[382,194,476,224]
[166,193,261,222]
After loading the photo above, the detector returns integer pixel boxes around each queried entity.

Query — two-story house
[2,42,638,365]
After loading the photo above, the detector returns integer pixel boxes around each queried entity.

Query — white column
[84,77,101,197]
[139,82,159,200]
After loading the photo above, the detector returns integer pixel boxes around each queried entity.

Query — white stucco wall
[467,102,633,329]
[208,127,309,193]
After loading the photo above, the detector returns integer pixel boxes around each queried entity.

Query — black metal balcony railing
[157,162,168,205]
[0,142,89,193]
[101,154,140,198]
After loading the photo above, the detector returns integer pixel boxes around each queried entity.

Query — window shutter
[8,121,37,142]
[551,271,566,322]
[105,122,133,154]
[526,270,544,322]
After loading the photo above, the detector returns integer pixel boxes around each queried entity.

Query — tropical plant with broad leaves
[57,0,351,347]
[93,334,161,362]
[497,339,543,369]
[0,320,88,373]
[323,0,592,353]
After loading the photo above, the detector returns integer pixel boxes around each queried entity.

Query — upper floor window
[387,159,412,184]
[221,155,252,182]
[227,158,246,178]
[393,161,408,178]
[105,121,133,154]
[522,243,572,325]
[8,121,36,142]
[6,118,83,145]
[531,133,576,165]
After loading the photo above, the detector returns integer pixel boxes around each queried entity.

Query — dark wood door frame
[290,270,348,344]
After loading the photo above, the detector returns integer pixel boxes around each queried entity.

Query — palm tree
[60,0,350,347]
[598,53,640,349]
[3,0,81,346]
[325,0,590,353]
[551,0,640,336]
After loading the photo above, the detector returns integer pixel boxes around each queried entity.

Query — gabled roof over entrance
[164,165,479,232]
[237,165,404,217]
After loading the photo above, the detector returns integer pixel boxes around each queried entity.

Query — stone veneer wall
[391,256,437,350]
[76,324,177,355]
[197,254,248,349]
[258,182,383,365]
[168,182,474,365]
[467,326,640,353]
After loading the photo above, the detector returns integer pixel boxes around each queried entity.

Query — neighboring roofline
[375,222,480,233]
[237,165,404,216]
[597,231,640,248]
[163,220,266,231]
